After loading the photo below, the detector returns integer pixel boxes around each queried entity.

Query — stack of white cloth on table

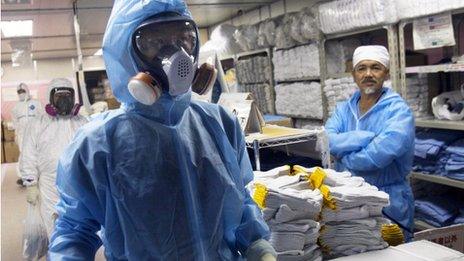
[251,166,323,261]
[273,44,320,81]
[323,77,358,116]
[404,74,429,118]
[274,82,323,119]
[305,167,390,259]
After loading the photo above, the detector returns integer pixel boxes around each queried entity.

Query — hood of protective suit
[102,0,192,107]
[46,78,75,102]
[17,83,31,101]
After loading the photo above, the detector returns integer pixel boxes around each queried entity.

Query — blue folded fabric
[446,139,464,156]
[415,196,459,227]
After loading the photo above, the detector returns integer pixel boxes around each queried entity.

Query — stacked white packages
[293,119,323,130]
[252,166,323,261]
[241,83,275,114]
[404,74,429,119]
[318,0,397,34]
[236,56,272,84]
[304,167,390,259]
[323,77,358,116]
[396,0,464,20]
[234,24,259,51]
[273,44,320,81]
[275,82,323,119]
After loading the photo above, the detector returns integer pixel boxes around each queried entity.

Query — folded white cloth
[278,247,322,261]
[329,185,390,208]
[321,205,370,222]
[274,204,320,223]
[266,188,322,215]
[270,231,306,252]
[254,166,291,180]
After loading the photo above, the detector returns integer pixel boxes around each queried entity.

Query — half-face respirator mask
[128,12,217,105]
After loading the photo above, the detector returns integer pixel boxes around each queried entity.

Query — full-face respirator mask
[128,12,217,105]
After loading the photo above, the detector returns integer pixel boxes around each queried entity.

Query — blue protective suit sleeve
[49,134,104,260]
[341,102,414,171]
[231,117,271,255]
[325,105,376,158]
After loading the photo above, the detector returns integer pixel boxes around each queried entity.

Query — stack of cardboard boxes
[2,121,20,163]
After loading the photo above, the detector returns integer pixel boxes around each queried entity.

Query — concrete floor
[1,163,105,260]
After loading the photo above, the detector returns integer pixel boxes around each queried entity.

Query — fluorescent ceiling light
[93,49,103,56]
[1,20,33,37]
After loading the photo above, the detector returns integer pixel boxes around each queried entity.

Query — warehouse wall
[211,0,321,31]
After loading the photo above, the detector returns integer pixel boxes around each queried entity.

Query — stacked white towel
[404,74,429,118]
[323,77,358,116]
[293,119,323,130]
[236,56,272,84]
[240,83,275,114]
[252,167,323,261]
[273,44,320,81]
[275,82,323,119]
[305,167,390,259]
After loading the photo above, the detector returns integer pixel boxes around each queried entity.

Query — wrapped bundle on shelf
[262,18,278,47]
[275,14,297,49]
[273,44,320,81]
[275,82,323,119]
[201,24,243,56]
[300,7,319,41]
[293,119,323,130]
[234,24,259,51]
[318,0,397,34]
[405,74,429,119]
[396,0,464,20]
[235,56,272,84]
[289,12,307,44]
[257,21,269,48]
[432,89,464,121]
[241,83,275,114]
[251,166,323,261]
[323,77,358,116]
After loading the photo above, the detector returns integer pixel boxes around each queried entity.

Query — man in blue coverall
[325,45,415,239]
[48,0,276,260]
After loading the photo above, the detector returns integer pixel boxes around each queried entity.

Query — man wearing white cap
[325,45,415,239]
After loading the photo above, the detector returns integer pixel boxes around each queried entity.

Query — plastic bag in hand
[23,204,49,261]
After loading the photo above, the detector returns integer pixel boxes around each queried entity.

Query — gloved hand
[245,239,277,261]
[26,185,39,205]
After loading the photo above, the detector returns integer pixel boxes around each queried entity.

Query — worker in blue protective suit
[48,1,276,260]
[325,45,415,240]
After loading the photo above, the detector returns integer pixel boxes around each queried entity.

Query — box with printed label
[414,224,464,253]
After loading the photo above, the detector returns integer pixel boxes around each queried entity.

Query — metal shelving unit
[416,119,464,131]
[275,76,321,84]
[410,172,464,190]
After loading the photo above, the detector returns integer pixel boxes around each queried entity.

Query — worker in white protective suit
[19,78,88,236]
[11,83,43,185]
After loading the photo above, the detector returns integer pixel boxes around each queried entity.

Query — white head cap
[47,78,75,101]
[353,45,390,69]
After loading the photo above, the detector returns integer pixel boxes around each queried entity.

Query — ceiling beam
[2,46,101,55]
[2,33,104,41]
[1,6,112,14]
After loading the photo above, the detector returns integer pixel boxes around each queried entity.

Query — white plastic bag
[431,88,464,121]
[23,204,49,261]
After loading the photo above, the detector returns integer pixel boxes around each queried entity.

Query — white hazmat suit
[11,83,43,149]
[19,78,88,235]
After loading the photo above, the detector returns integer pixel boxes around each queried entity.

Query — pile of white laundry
[273,44,320,81]
[304,167,391,259]
[275,82,323,119]
[404,74,429,118]
[323,77,358,116]
[236,56,272,84]
[240,83,275,114]
[251,166,323,261]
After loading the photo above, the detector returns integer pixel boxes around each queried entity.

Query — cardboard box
[2,121,15,142]
[3,141,19,163]
[105,98,121,110]
[414,224,464,253]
